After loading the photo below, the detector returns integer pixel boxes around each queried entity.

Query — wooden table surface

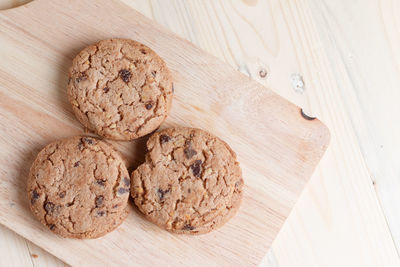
[0,0,399,266]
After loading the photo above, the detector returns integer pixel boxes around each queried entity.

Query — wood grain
[308,0,400,253]
[0,0,329,266]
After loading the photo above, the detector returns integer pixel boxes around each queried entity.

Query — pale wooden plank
[269,0,400,266]
[0,225,33,267]
[26,240,68,267]
[308,0,400,252]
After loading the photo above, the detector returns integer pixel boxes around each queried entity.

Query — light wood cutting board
[0,0,330,265]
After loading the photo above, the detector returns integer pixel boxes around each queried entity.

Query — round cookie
[131,127,244,234]
[27,136,130,239]
[67,38,173,140]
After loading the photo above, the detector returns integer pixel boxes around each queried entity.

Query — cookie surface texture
[68,38,173,140]
[27,136,130,239]
[131,127,244,234]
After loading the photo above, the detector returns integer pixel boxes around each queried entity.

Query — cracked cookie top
[27,136,130,239]
[131,127,244,234]
[67,39,173,140]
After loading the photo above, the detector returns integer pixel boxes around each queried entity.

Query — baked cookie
[27,136,130,239]
[131,127,244,234]
[67,38,173,140]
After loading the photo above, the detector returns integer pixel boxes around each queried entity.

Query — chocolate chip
[123,177,130,187]
[157,188,170,201]
[159,135,171,144]
[82,137,94,145]
[118,188,129,194]
[97,211,105,217]
[190,160,202,177]
[103,87,110,93]
[140,49,147,54]
[119,69,131,83]
[182,224,195,231]
[184,140,197,159]
[96,180,105,186]
[31,190,40,204]
[145,101,153,110]
[235,181,241,188]
[79,137,94,149]
[95,196,104,207]
[151,70,157,77]
[44,202,55,213]
[59,191,66,198]
[74,161,80,167]
[49,224,56,230]
[184,148,197,159]
[75,73,87,83]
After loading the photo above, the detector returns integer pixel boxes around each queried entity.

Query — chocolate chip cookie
[67,38,173,140]
[27,136,130,239]
[131,127,244,234]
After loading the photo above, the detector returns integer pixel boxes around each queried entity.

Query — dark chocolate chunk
[44,202,55,213]
[118,187,129,194]
[96,180,105,186]
[82,137,94,145]
[157,188,170,201]
[74,161,80,167]
[97,210,105,217]
[184,147,197,159]
[49,224,56,230]
[145,101,153,110]
[123,177,130,187]
[119,69,131,83]
[103,87,110,93]
[75,73,87,83]
[182,224,195,231]
[235,181,241,188]
[190,160,202,177]
[59,191,66,198]
[95,196,104,207]
[31,190,40,204]
[151,70,157,77]
[159,135,171,144]
[184,140,197,159]
[140,49,147,54]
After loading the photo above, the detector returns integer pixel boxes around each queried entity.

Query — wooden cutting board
[0,0,330,265]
